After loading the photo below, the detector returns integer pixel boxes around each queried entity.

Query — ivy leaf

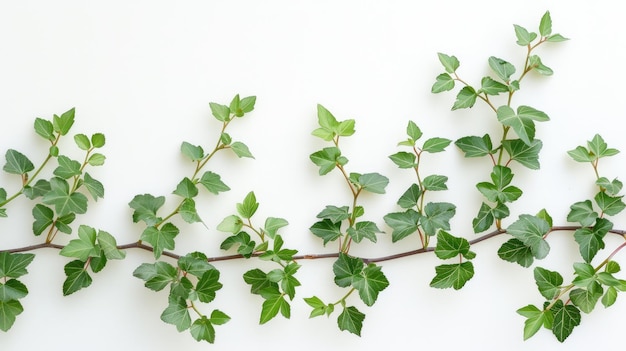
[53,156,82,179]
[196,270,222,303]
[190,317,216,343]
[316,205,350,223]
[567,200,598,227]
[497,105,549,145]
[32,204,54,236]
[97,230,126,260]
[0,252,35,279]
[347,221,381,243]
[479,76,509,95]
[220,232,255,257]
[473,202,494,233]
[237,191,259,219]
[42,177,88,216]
[569,288,602,314]
[262,217,288,240]
[199,171,230,195]
[574,218,612,263]
[420,202,456,236]
[230,141,254,159]
[506,214,551,259]
[62,259,92,296]
[596,177,623,196]
[422,175,448,191]
[243,269,277,295]
[0,299,24,332]
[352,264,389,306]
[128,193,165,226]
[430,262,474,290]
[260,288,290,324]
[389,151,416,169]
[534,267,563,300]
[209,102,230,122]
[87,153,106,167]
[383,209,420,242]
[34,117,55,141]
[451,86,477,110]
[74,134,91,150]
[337,306,365,336]
[539,11,552,37]
[437,53,460,74]
[422,137,452,153]
[567,146,595,163]
[216,215,243,234]
[602,286,618,308]
[60,225,98,261]
[455,135,493,158]
[333,254,364,288]
[52,108,75,135]
[587,134,619,159]
[513,24,537,46]
[432,73,455,93]
[488,56,516,82]
[358,173,389,194]
[180,142,204,161]
[133,261,177,291]
[310,219,342,245]
[173,177,198,199]
[140,222,179,259]
[552,301,580,342]
[434,231,474,260]
[3,149,34,175]
[502,139,543,170]
[397,184,421,209]
[517,305,553,340]
[0,279,29,301]
[498,238,534,267]
[179,198,202,224]
[161,297,192,332]
[83,173,104,201]
[406,120,422,141]
[313,104,340,140]
[23,179,50,200]
[528,55,553,76]
[304,296,334,318]
[310,147,345,176]
[594,192,625,216]
[209,309,231,326]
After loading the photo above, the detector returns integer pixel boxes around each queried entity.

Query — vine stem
[5,226,625,265]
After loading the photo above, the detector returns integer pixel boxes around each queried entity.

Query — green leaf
[479,76,509,95]
[347,221,382,243]
[243,269,277,295]
[91,133,105,148]
[503,139,543,170]
[310,219,342,245]
[32,204,54,236]
[237,191,259,219]
[133,261,177,291]
[333,254,364,288]
[570,288,602,313]
[190,317,216,343]
[422,137,452,153]
[472,202,494,233]
[397,183,421,209]
[173,177,198,199]
[588,134,619,159]
[455,135,493,158]
[34,118,55,141]
[82,173,104,201]
[209,309,230,326]
[574,218,611,263]
[316,104,339,131]
[62,259,92,296]
[97,230,126,260]
[528,55,553,76]
[547,33,569,42]
[506,214,551,259]
[128,193,165,226]
[42,177,88,216]
[517,305,553,340]
[239,95,256,114]
[430,262,474,290]
[497,105,549,145]
[437,53,460,73]
[52,108,75,135]
[161,297,192,332]
[0,299,23,332]
[263,217,289,240]
[539,11,552,37]
[209,102,230,122]
[567,200,598,227]
[230,141,254,159]
[513,24,537,46]
[488,56,516,82]
[572,262,597,289]
[220,232,255,257]
[181,141,204,161]
[451,86,477,110]
[198,171,230,195]
[0,252,35,279]
[605,261,621,274]
[602,286,618,308]
[352,264,389,306]
[594,192,625,216]
[74,134,91,150]
[568,146,595,163]
[177,252,214,278]
[260,290,290,324]
[337,306,365,336]
[405,120,422,141]
[498,238,534,267]
[310,147,344,176]
[434,231,472,260]
[53,156,82,178]
[3,149,34,175]
[422,175,448,191]
[432,73,455,93]
[60,225,98,261]
[596,177,623,196]
[0,279,29,301]
[140,222,179,259]
[216,215,243,234]
[336,119,355,137]
[317,205,350,223]
[384,209,420,242]
[304,296,334,318]
[358,173,389,194]
[420,202,456,236]
[196,270,222,303]
[534,267,563,300]
[87,153,105,167]
[389,151,416,169]
[22,179,50,200]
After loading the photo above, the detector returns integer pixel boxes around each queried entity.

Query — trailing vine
[2,11,626,344]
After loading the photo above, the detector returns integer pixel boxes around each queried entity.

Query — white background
[2,1,626,350]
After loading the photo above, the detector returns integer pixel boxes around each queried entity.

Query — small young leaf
[237,191,259,219]
[199,171,230,195]
[434,231,472,260]
[432,73,455,93]
[310,147,344,176]
[54,156,82,178]
[310,219,342,245]
[190,317,216,343]
[179,198,202,224]
[74,134,91,150]
[83,173,104,201]
[422,175,448,191]
[32,204,54,236]
[173,177,199,199]
[263,217,288,240]
[455,135,493,158]
[34,118,55,141]
[216,215,243,234]
[91,133,105,148]
[451,86,477,110]
[479,76,509,95]
[437,53,460,73]
[209,102,230,122]
[588,134,619,159]
[539,11,552,37]
[513,24,537,46]
[230,141,254,159]
[62,259,93,296]
[52,108,75,135]
[406,121,422,141]
[568,146,594,163]
[3,149,34,175]
[181,142,204,161]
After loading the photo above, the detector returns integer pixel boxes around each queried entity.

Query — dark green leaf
[140,222,179,259]
[0,299,23,332]
[455,135,493,158]
[62,259,92,296]
[243,269,277,295]
[434,231,472,260]
[534,267,563,300]
[451,86,477,110]
[310,219,342,245]
[498,238,534,267]
[132,261,177,291]
[34,118,55,141]
[347,221,381,243]
[574,218,611,263]
[352,264,389,306]
[503,139,543,170]
[567,200,598,227]
[260,292,290,324]
[0,252,35,279]
[196,270,222,303]
[333,254,364,288]
[389,151,416,169]
[430,262,474,290]
[190,317,215,343]
[3,149,34,175]
[91,133,105,148]
[23,179,50,200]
[209,309,230,325]
[199,171,230,194]
[570,288,602,314]
[423,175,448,191]
[32,204,54,236]
[473,203,494,233]
[220,232,255,257]
[594,192,625,216]
[422,137,451,153]
[507,215,551,259]
[60,225,97,261]
[42,177,88,216]
[82,173,104,201]
[358,173,389,194]
[0,279,29,301]
[337,306,365,336]
[397,183,421,209]
[317,205,350,223]
[128,193,165,226]
[421,202,456,236]
[384,209,420,242]
[161,297,191,332]
[53,156,82,178]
